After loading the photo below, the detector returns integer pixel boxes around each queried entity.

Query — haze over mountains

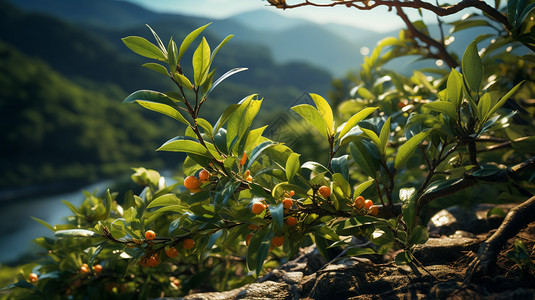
[9,0,399,76]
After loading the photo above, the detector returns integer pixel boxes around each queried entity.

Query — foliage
[3,0,535,298]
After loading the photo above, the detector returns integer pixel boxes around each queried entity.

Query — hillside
[0,41,175,189]
[0,0,335,189]
[7,0,376,76]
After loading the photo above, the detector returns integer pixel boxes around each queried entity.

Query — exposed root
[465,195,535,282]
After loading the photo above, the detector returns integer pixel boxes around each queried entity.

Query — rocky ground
[162,204,535,299]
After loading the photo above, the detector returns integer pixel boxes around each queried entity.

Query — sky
[121,0,409,32]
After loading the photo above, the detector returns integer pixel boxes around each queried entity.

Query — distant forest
[0,0,333,189]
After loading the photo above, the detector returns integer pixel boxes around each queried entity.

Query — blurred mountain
[0,0,336,189]
[7,0,380,76]
[0,40,173,189]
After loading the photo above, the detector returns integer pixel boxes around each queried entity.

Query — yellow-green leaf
[136,100,190,126]
[310,93,334,136]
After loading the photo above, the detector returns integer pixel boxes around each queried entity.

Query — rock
[235,282,298,300]
[175,282,297,300]
[413,235,481,265]
[277,245,327,275]
[427,203,514,236]
[258,270,303,285]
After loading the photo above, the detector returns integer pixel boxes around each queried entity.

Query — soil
[169,210,535,300]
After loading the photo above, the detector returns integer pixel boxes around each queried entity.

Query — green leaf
[339,107,377,139]
[167,37,178,71]
[136,100,190,125]
[517,2,535,28]
[379,117,391,154]
[193,37,211,86]
[353,179,375,199]
[462,41,483,93]
[423,101,458,120]
[245,141,277,170]
[369,226,395,245]
[400,187,417,230]
[157,137,211,157]
[205,68,248,98]
[122,36,166,60]
[142,63,169,76]
[246,225,274,274]
[178,23,210,62]
[360,128,382,153]
[285,153,301,183]
[244,126,267,154]
[394,131,429,169]
[292,104,329,138]
[104,189,112,219]
[195,118,214,138]
[409,225,429,245]
[349,141,379,178]
[213,104,240,135]
[173,72,194,90]
[227,96,262,153]
[123,90,177,107]
[446,68,463,107]
[269,204,284,233]
[331,155,349,181]
[395,251,413,265]
[333,173,351,197]
[508,0,520,25]
[31,216,55,232]
[478,93,492,123]
[55,229,100,238]
[146,24,166,55]
[486,81,524,119]
[310,93,334,136]
[147,194,180,209]
[208,35,234,69]
[1,280,37,291]
[356,86,376,99]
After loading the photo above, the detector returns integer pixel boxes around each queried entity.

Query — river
[0,180,113,263]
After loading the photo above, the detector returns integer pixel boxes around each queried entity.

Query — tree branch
[416,156,535,214]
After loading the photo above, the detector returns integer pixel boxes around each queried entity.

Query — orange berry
[147,255,159,267]
[364,199,374,209]
[81,265,90,274]
[240,152,247,166]
[251,202,266,215]
[145,230,156,240]
[199,170,210,182]
[184,176,201,190]
[318,186,331,197]
[173,279,181,286]
[354,196,365,209]
[138,258,148,267]
[94,264,103,273]
[183,238,195,250]
[244,170,250,177]
[289,190,295,197]
[398,101,407,109]
[286,216,297,226]
[271,235,285,247]
[246,175,253,182]
[165,246,178,258]
[29,273,38,283]
[282,198,293,209]
[246,233,253,246]
[369,205,379,216]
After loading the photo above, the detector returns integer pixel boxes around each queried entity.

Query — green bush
[2,0,535,297]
